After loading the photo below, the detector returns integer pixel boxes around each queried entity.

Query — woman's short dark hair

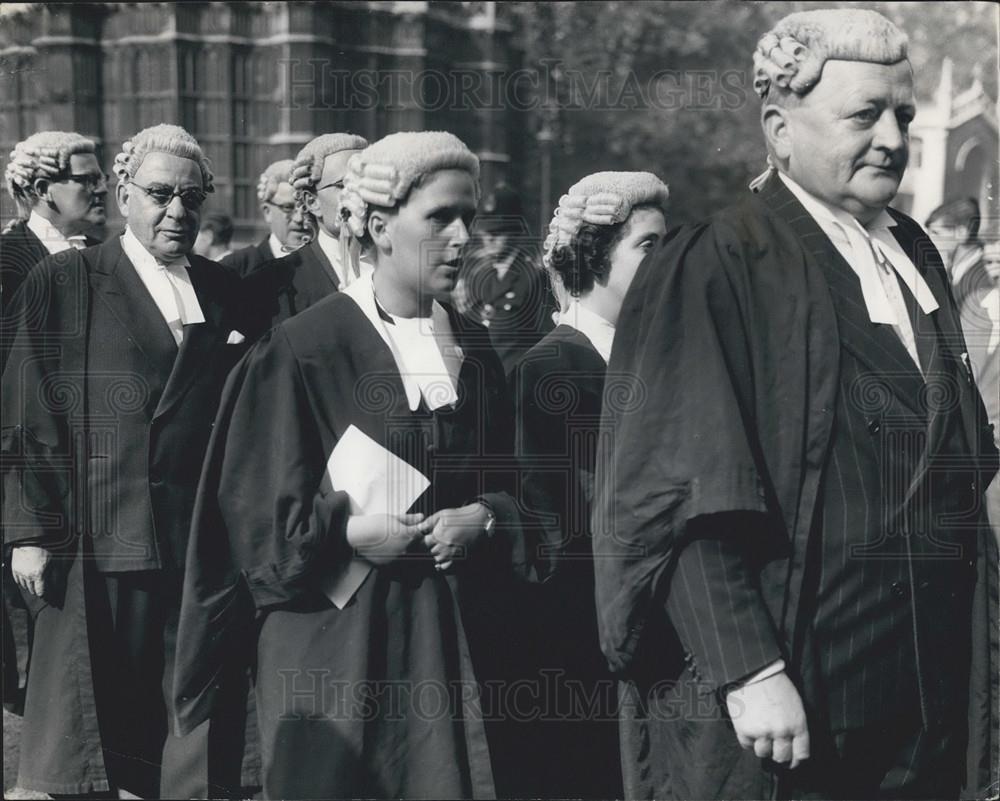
[547,203,661,297]
[925,197,981,242]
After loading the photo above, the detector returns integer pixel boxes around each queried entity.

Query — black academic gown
[0,220,51,713]
[221,236,276,278]
[1,220,49,315]
[172,289,539,799]
[511,324,622,799]
[1,239,251,796]
[593,174,999,800]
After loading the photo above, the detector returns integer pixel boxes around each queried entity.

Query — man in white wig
[2,130,108,719]
[221,158,311,277]
[2,131,106,317]
[240,133,369,333]
[3,123,251,798]
[174,130,540,799]
[594,9,998,800]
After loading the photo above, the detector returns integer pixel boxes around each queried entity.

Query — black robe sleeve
[172,326,353,735]
[2,255,83,552]
[592,222,778,673]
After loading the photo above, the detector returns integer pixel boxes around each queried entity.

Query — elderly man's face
[783,60,915,223]
[304,150,358,237]
[117,152,204,262]
[262,181,311,250]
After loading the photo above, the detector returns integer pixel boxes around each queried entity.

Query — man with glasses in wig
[241,133,369,332]
[1,131,108,719]
[2,131,107,320]
[221,158,311,277]
[2,123,250,798]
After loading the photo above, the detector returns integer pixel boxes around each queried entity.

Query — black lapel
[304,239,340,291]
[757,176,925,415]
[153,256,228,420]
[888,215,986,462]
[87,237,178,380]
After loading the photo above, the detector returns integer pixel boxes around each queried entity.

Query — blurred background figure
[222,159,310,276]
[454,182,555,372]
[925,197,987,308]
[984,240,1000,285]
[193,212,234,261]
[954,231,1000,545]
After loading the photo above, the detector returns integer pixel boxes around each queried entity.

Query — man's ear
[762,104,792,165]
[116,181,131,218]
[32,178,51,203]
[261,203,272,223]
[368,210,392,255]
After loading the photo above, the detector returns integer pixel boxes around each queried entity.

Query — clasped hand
[345,503,490,572]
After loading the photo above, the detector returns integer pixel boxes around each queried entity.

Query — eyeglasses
[63,172,109,192]
[316,179,345,192]
[265,200,299,216]
[130,181,207,211]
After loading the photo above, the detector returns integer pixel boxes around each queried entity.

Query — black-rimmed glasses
[130,181,207,211]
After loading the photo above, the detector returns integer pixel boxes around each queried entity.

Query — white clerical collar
[267,233,285,257]
[26,210,87,254]
[778,172,938,319]
[341,273,463,411]
[120,227,205,344]
[558,300,615,363]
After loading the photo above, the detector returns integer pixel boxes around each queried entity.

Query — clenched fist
[726,670,810,769]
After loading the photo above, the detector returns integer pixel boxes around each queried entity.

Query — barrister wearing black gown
[510,181,669,798]
[512,323,621,799]
[173,285,534,799]
[174,140,539,799]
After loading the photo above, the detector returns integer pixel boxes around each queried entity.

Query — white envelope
[319,425,431,608]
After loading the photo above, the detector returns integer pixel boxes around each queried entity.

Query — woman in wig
[173,131,536,799]
[511,171,669,799]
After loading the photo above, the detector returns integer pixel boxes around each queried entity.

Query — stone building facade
[0,1,528,243]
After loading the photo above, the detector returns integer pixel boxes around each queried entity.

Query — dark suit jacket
[240,238,341,337]
[221,236,275,278]
[2,236,248,572]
